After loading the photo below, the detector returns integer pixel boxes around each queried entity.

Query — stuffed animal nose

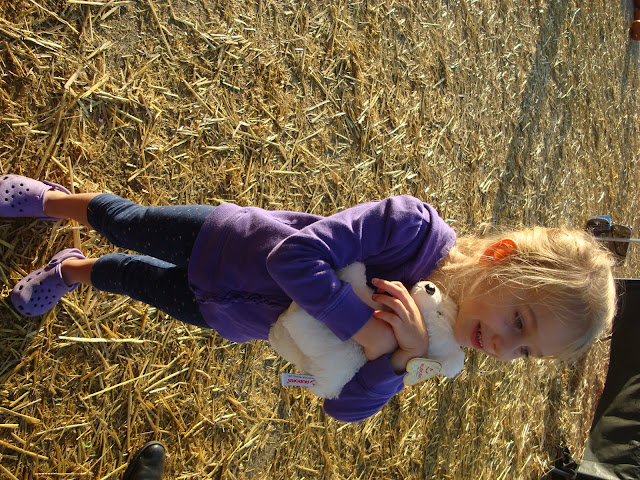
[424,282,436,295]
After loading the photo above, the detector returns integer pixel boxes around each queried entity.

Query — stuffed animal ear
[479,239,517,265]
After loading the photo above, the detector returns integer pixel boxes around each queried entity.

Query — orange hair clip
[480,239,517,265]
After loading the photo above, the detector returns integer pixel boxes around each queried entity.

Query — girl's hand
[352,317,399,361]
[371,278,430,373]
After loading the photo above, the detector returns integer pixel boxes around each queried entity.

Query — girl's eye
[514,314,529,357]
[514,312,524,330]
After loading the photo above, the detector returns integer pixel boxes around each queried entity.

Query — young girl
[4,174,617,422]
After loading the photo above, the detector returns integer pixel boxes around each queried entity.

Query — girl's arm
[352,316,399,361]
[266,197,429,342]
[323,354,405,422]
[370,278,431,373]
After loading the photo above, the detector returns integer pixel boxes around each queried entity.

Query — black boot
[122,441,166,480]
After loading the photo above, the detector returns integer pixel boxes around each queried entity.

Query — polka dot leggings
[87,193,214,327]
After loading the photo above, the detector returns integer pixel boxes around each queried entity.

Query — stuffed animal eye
[425,283,436,295]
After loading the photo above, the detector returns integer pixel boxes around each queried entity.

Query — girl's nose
[492,333,519,362]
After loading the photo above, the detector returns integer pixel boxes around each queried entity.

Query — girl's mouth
[471,323,483,350]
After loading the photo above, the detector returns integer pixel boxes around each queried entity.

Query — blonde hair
[432,227,617,361]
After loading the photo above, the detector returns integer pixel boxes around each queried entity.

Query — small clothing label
[281,373,317,388]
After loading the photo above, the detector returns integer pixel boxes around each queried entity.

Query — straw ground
[0,0,638,479]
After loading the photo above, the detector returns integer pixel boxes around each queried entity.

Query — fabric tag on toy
[404,358,442,387]
[281,373,317,388]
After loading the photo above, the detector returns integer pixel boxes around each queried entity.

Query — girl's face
[453,283,578,362]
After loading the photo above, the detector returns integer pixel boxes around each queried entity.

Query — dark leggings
[87,193,215,327]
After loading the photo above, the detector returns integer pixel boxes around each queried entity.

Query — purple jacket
[188,195,456,422]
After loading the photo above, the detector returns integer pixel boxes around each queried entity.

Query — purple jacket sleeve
[265,196,428,341]
[322,355,406,422]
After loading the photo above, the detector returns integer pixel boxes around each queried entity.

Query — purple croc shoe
[11,248,86,317]
[0,174,71,220]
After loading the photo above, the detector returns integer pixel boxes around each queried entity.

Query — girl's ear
[480,239,517,265]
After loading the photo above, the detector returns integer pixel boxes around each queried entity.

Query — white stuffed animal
[269,262,465,399]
